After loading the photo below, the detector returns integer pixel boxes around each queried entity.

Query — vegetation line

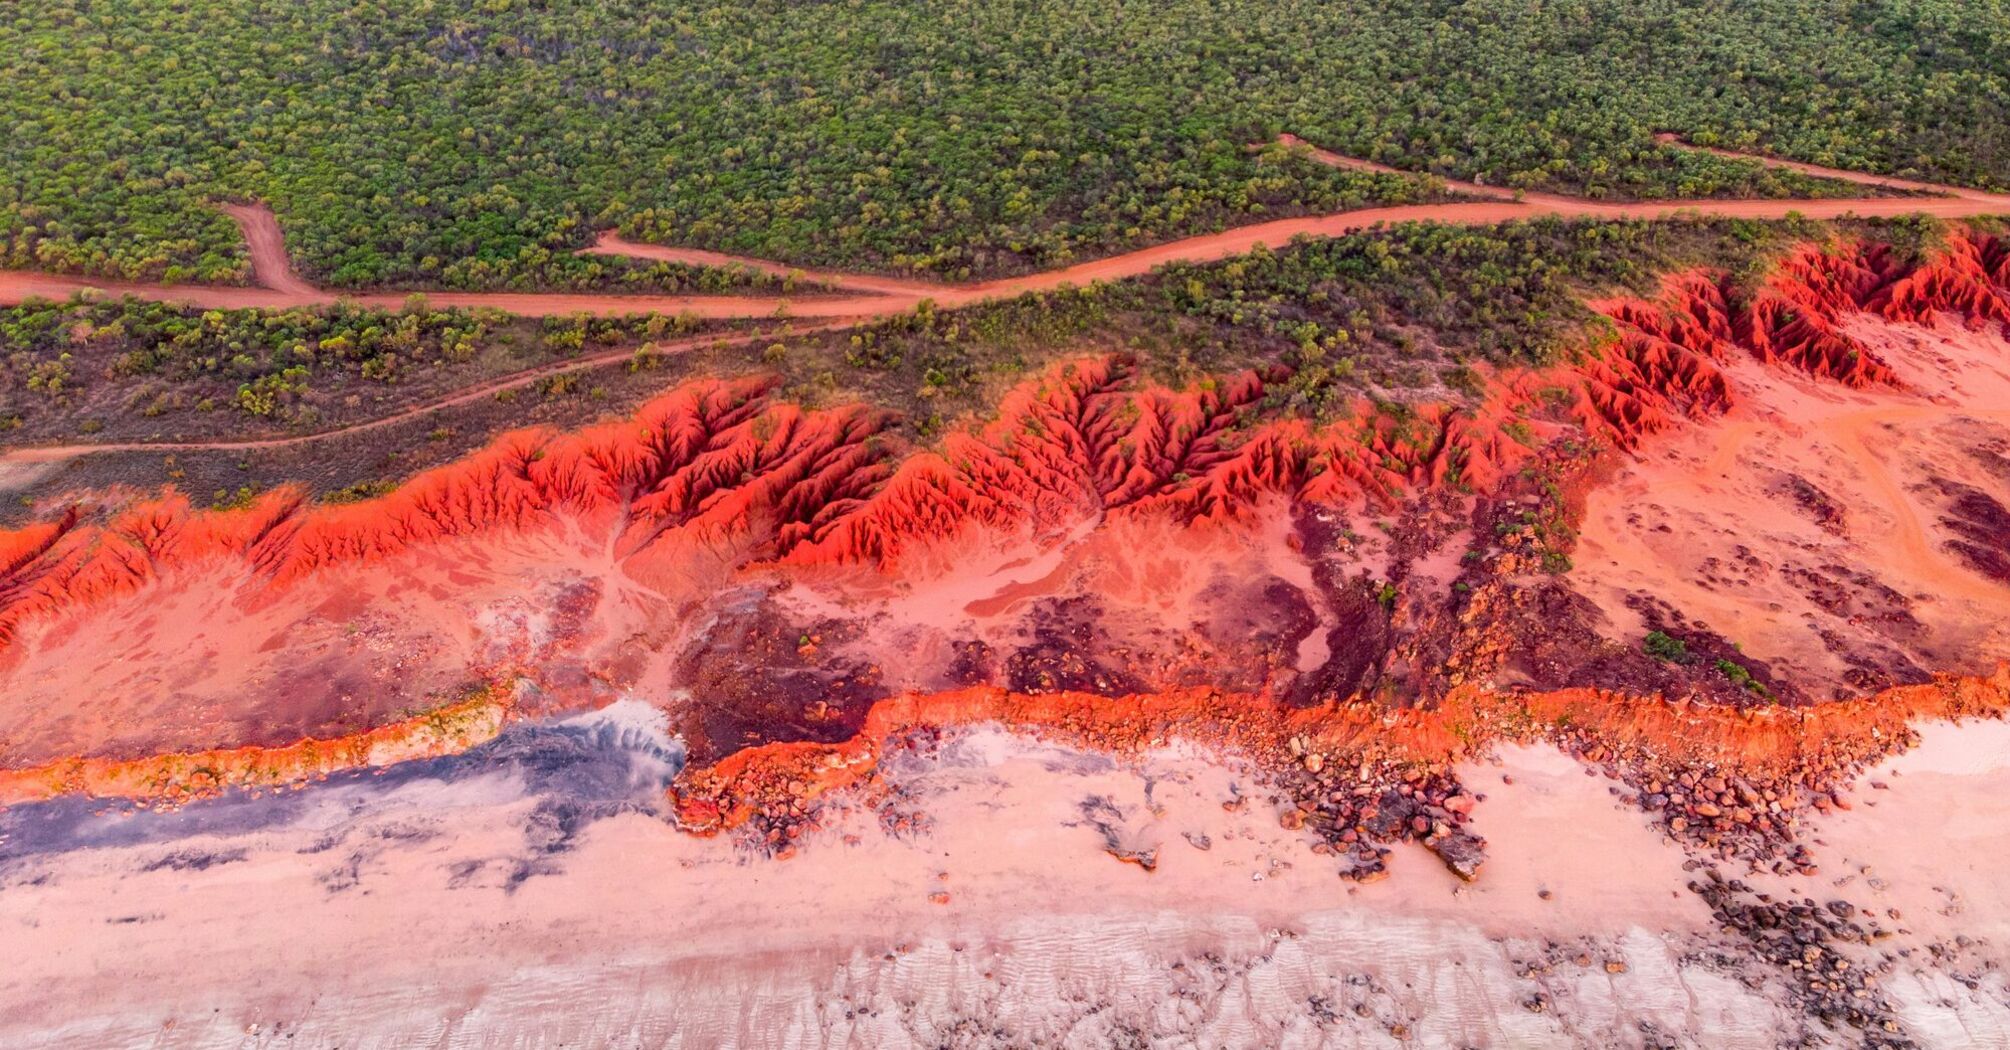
[0,322,841,465]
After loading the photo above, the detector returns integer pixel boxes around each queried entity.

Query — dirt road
[217,202,318,297]
[4,140,2004,323]
[0,323,833,469]
[5,138,2007,471]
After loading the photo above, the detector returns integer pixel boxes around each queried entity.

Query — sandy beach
[3,702,2006,1048]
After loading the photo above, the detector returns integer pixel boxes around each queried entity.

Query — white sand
[0,718,1915,1049]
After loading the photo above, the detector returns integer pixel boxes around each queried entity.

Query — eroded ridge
[0,352,1624,647]
[0,376,898,649]
[6,229,2010,648]
[662,227,2010,882]
[1589,229,2010,410]
[3,222,2010,886]
[0,685,511,807]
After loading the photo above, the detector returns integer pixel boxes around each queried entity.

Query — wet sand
[3,706,2006,1048]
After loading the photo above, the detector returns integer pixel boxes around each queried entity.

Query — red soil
[1871,231,2010,326]
[6,221,2010,824]
[0,352,1553,647]
[6,227,2008,649]
[0,375,896,652]
[217,202,317,297]
[668,668,2010,841]
[1589,229,2010,406]
[0,686,511,807]
[1571,299,2010,702]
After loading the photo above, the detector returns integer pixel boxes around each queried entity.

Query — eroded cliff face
[2,230,2009,899]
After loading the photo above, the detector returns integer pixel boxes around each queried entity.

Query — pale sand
[1747,718,2010,1046]
[6,701,2008,1048]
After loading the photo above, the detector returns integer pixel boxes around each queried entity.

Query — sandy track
[3,140,2005,325]
[1267,133,1533,203]
[1647,133,2010,201]
[216,202,317,297]
[0,323,833,466]
[0,267,901,321]
[580,231,952,297]
[5,139,2007,471]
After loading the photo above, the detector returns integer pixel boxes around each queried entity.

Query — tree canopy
[4,0,2006,289]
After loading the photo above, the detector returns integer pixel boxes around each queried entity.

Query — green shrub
[1643,631,1690,664]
